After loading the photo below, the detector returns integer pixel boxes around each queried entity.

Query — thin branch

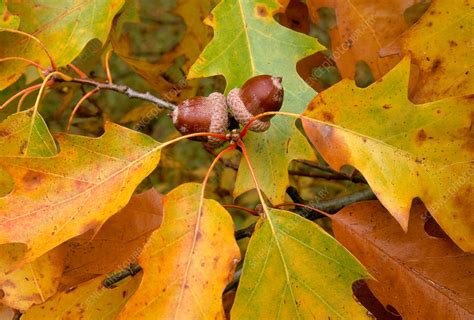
[293,159,367,183]
[12,310,22,320]
[103,263,142,288]
[235,223,256,240]
[235,186,376,239]
[55,76,177,111]
[224,266,242,293]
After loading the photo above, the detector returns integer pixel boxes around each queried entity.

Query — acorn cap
[172,92,228,145]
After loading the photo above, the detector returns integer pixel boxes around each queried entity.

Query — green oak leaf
[231,208,370,319]
[189,0,324,203]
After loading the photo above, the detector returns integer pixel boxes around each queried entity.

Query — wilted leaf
[303,57,474,251]
[382,0,474,102]
[189,0,324,203]
[118,183,240,319]
[0,122,162,263]
[333,200,474,319]
[60,188,163,289]
[22,274,141,320]
[0,0,126,89]
[232,208,369,319]
[0,247,65,311]
[306,0,414,80]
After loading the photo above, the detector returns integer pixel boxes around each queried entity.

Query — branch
[293,160,367,183]
[234,186,376,239]
[55,76,177,111]
[235,224,256,240]
[103,263,142,288]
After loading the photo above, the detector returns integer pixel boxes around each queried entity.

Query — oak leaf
[189,0,324,203]
[0,111,64,311]
[0,0,126,89]
[232,208,370,319]
[333,200,474,319]
[60,188,163,289]
[382,0,474,102]
[306,0,414,80]
[118,183,240,319]
[22,275,141,320]
[303,56,474,251]
[0,122,162,263]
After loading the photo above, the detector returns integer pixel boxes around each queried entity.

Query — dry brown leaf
[333,200,474,319]
[307,0,416,79]
[60,188,163,289]
[279,0,311,34]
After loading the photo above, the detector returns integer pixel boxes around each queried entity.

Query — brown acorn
[227,75,283,132]
[172,92,228,146]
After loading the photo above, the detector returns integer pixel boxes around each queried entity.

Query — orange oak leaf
[0,123,162,264]
[307,0,415,80]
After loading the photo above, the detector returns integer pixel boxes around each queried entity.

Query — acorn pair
[172,75,284,146]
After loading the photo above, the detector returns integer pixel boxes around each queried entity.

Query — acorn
[172,92,228,146]
[227,75,283,132]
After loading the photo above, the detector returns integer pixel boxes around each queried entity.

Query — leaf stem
[223,204,259,216]
[0,57,46,71]
[67,63,87,79]
[234,187,376,239]
[157,132,228,150]
[17,85,42,112]
[237,140,269,216]
[104,49,114,84]
[0,83,43,110]
[67,88,100,132]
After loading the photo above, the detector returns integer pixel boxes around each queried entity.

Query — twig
[103,263,142,288]
[224,266,242,293]
[234,186,376,239]
[308,188,376,213]
[12,311,22,320]
[55,76,177,111]
[294,159,367,183]
[235,224,256,240]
